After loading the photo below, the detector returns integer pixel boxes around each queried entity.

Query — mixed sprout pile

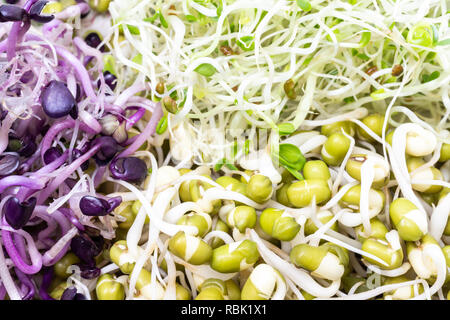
[0,0,449,300]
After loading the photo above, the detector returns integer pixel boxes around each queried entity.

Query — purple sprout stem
[117,103,163,158]
[6,0,38,61]
[7,22,24,61]
[40,119,97,162]
[42,226,78,266]
[18,145,41,175]
[36,144,101,204]
[39,267,55,300]
[1,222,42,275]
[93,165,106,188]
[54,45,97,100]
[15,268,35,300]
[0,284,6,300]
[59,208,85,231]
[13,233,30,264]
[125,107,146,130]
[114,82,148,108]
[51,209,71,234]
[121,134,138,147]
[104,103,124,115]
[0,176,45,194]
[36,207,72,261]
[33,209,58,247]
[16,151,69,202]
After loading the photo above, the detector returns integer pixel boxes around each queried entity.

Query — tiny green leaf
[232,141,238,158]
[422,71,440,83]
[132,54,142,65]
[214,158,237,171]
[225,163,238,170]
[357,53,370,60]
[359,31,371,47]
[127,25,140,35]
[156,115,168,134]
[278,144,306,171]
[144,12,159,23]
[303,56,313,66]
[186,15,197,22]
[424,52,437,62]
[159,11,169,28]
[370,88,386,100]
[296,0,312,11]
[214,158,226,171]
[194,63,217,77]
[236,36,255,51]
[278,123,295,135]
[343,96,355,103]
[285,166,305,181]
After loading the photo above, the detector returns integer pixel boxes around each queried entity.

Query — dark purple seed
[18,135,37,157]
[79,195,110,216]
[70,234,102,265]
[60,287,76,300]
[40,80,77,119]
[0,4,28,22]
[5,1,20,4]
[109,157,147,184]
[61,287,85,300]
[20,70,34,84]
[29,0,54,23]
[104,71,117,91]
[84,32,102,49]
[79,264,101,279]
[0,154,19,176]
[92,136,118,166]
[43,147,62,165]
[70,236,94,264]
[3,197,37,230]
[97,71,117,92]
[107,196,122,212]
[90,235,104,255]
